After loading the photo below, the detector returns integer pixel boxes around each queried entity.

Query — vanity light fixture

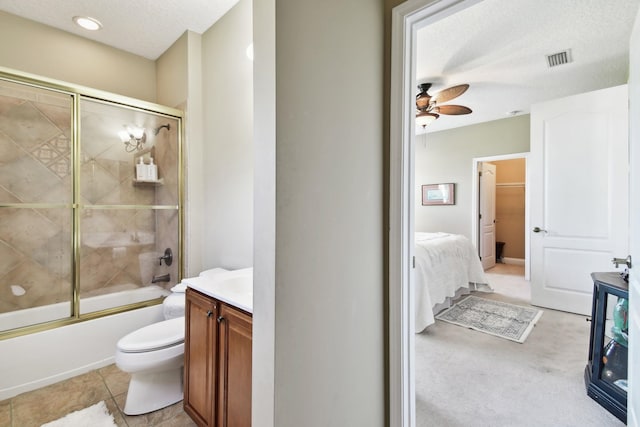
[72,16,103,31]
[118,126,146,152]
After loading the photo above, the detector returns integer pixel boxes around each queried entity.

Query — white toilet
[115,268,229,415]
[115,292,187,415]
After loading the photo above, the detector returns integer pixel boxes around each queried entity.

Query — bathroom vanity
[184,276,252,427]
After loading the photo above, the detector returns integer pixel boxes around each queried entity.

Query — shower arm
[153,124,171,135]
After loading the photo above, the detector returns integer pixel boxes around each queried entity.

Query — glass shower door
[78,98,180,314]
[0,79,73,331]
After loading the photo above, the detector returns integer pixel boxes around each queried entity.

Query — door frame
[389,1,483,426]
[471,152,529,279]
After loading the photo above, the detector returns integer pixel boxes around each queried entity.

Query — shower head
[153,123,171,135]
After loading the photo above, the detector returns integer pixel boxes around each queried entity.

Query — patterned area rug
[435,296,543,343]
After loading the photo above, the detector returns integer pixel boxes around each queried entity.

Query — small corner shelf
[133,178,164,186]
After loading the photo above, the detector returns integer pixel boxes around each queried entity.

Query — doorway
[389,1,639,426]
[472,153,529,281]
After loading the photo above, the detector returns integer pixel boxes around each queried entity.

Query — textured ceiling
[417,0,640,133]
[0,0,239,60]
[0,0,638,135]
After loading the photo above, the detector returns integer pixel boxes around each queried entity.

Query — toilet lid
[117,317,185,353]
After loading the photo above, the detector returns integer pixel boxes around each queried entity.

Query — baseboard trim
[0,357,114,401]
[502,257,525,266]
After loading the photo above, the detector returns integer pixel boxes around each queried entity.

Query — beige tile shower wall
[152,118,179,288]
[493,158,526,259]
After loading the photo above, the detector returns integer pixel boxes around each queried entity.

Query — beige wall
[272,0,385,425]
[251,0,275,423]
[0,11,156,102]
[156,31,206,277]
[415,115,530,239]
[493,158,526,259]
[156,33,189,108]
[201,0,254,270]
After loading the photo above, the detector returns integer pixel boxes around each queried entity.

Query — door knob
[612,255,632,269]
[533,227,547,233]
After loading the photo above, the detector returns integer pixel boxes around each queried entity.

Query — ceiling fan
[416,83,472,128]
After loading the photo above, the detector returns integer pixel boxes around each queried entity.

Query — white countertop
[183,268,253,314]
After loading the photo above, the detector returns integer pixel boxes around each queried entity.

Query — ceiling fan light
[416,111,439,127]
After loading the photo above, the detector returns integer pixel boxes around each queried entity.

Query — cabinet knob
[206,310,213,318]
[217,316,225,323]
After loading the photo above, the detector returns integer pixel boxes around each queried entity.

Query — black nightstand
[584,272,628,423]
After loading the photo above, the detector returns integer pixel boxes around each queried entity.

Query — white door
[530,85,629,315]
[627,12,639,426]
[479,162,496,270]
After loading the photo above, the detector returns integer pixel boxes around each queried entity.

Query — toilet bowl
[115,268,228,415]
[115,316,185,415]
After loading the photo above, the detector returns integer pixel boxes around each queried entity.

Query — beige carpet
[415,267,624,426]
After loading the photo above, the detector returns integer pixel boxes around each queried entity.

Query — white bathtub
[0,285,170,332]
[0,286,169,400]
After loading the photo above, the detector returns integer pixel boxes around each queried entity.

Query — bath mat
[435,296,543,343]
[41,401,116,427]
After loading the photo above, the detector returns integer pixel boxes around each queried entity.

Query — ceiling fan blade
[433,84,469,103]
[436,105,472,115]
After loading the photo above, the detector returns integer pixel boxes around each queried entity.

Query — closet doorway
[471,153,529,280]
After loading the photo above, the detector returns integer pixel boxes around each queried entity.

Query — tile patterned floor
[0,364,197,427]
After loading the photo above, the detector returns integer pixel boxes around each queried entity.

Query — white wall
[415,115,530,238]
[271,1,385,425]
[201,0,254,270]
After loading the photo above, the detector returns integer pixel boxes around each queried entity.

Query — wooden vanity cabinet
[184,288,218,426]
[217,302,253,426]
[184,287,252,427]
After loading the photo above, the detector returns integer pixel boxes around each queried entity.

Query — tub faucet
[151,273,170,283]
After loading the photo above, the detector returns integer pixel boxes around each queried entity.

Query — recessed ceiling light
[72,16,102,31]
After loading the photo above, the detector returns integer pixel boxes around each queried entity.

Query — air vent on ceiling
[546,49,572,68]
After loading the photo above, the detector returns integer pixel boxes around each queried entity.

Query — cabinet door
[217,303,252,427]
[184,289,218,426]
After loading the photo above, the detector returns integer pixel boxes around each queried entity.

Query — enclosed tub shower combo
[0,68,183,340]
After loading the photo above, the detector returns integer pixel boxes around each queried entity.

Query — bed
[414,232,492,332]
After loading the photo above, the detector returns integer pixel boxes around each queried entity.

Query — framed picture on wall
[422,183,455,206]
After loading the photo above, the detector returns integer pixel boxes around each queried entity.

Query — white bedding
[414,232,492,332]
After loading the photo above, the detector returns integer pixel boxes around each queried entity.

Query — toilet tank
[162,293,186,319]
